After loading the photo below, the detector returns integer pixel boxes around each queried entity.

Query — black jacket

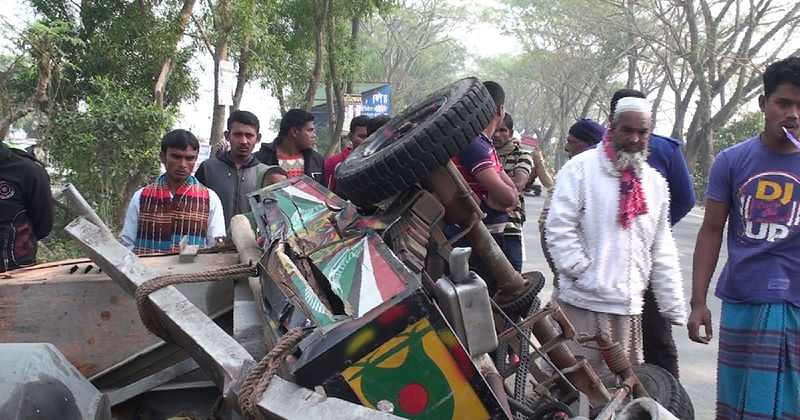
[254,139,326,186]
[0,143,53,272]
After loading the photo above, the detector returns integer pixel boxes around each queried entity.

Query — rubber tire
[602,363,695,420]
[336,77,495,207]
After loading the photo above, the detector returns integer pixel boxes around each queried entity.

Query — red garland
[602,132,648,229]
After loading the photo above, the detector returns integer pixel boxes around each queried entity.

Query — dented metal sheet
[310,232,412,318]
[64,217,252,405]
[0,253,235,379]
[65,214,400,419]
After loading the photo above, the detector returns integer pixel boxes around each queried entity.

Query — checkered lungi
[717,301,800,419]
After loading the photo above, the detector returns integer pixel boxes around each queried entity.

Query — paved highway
[520,193,725,419]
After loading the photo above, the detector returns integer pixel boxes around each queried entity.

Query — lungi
[717,301,800,419]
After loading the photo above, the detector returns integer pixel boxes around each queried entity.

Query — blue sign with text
[361,85,391,117]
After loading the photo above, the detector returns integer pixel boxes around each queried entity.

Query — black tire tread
[336,78,495,206]
[631,363,695,420]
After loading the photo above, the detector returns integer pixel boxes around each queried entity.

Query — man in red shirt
[325,115,370,193]
[254,109,326,185]
[450,81,519,294]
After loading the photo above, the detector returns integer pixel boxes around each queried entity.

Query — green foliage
[1,19,82,137]
[45,78,174,230]
[713,111,762,153]
[5,0,197,247]
[691,111,763,203]
[37,203,85,262]
[28,0,197,108]
[249,0,317,108]
[315,125,334,156]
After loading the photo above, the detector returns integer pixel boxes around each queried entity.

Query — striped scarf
[134,175,210,255]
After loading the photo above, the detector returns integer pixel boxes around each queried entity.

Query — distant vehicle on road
[525,179,542,196]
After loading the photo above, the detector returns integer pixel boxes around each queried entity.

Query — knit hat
[568,119,606,145]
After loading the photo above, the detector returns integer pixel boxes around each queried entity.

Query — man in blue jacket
[609,89,696,379]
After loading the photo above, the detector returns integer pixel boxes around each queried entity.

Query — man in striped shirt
[492,113,533,272]
[121,129,226,254]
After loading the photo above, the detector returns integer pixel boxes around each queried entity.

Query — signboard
[343,94,363,132]
[362,85,391,117]
[520,134,539,149]
[218,60,235,106]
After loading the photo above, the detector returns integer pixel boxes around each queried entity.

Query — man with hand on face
[451,81,519,295]
[325,115,369,193]
[545,97,686,375]
[492,112,533,272]
[689,56,800,419]
[196,110,267,228]
[255,108,325,186]
[122,129,225,255]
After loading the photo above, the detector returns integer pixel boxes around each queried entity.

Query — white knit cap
[615,97,651,116]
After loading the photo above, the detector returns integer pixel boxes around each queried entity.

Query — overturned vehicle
[0,78,693,420]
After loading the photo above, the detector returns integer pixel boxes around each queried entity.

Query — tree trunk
[626,51,637,90]
[276,87,287,116]
[579,84,601,119]
[118,179,145,227]
[232,0,257,111]
[325,13,346,158]
[232,43,249,111]
[210,40,229,144]
[209,0,231,145]
[303,0,330,111]
[670,82,696,139]
[684,119,714,182]
[325,74,336,152]
[345,16,360,93]
[154,0,195,109]
[651,78,668,131]
[0,48,52,141]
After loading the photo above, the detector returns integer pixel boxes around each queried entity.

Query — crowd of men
[1,54,798,419]
[118,108,393,253]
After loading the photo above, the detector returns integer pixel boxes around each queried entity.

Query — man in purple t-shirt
[689,56,800,418]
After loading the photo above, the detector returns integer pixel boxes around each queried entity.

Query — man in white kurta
[544,97,687,374]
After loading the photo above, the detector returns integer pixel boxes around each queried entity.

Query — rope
[134,263,257,340]
[238,328,305,420]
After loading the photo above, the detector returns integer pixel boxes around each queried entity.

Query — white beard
[613,148,647,178]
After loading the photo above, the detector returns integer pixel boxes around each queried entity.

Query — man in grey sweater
[196,110,267,228]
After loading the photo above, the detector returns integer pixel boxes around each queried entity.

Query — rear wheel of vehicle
[601,363,694,419]
[335,77,496,207]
